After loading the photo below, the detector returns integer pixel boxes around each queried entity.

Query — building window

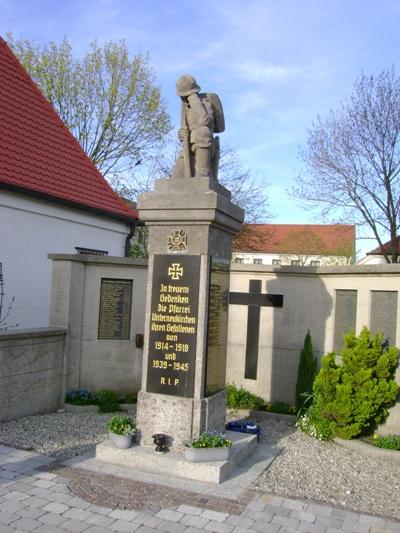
[253,258,263,265]
[235,257,244,264]
[272,259,281,265]
[291,260,301,265]
[310,260,320,266]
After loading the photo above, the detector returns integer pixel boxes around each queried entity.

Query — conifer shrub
[295,330,318,414]
[299,328,399,440]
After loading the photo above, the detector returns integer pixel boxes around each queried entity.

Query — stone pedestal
[136,176,243,449]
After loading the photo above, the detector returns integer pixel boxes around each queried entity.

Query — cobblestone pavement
[1,444,400,533]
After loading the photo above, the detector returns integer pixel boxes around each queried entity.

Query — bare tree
[293,68,400,262]
[7,35,172,180]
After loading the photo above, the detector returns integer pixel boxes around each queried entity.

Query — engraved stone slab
[146,255,200,397]
[370,290,398,345]
[98,278,133,340]
[333,290,357,352]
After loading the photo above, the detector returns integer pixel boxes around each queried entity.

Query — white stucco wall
[232,251,351,266]
[0,190,132,329]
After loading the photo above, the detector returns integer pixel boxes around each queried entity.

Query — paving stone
[45,491,75,504]
[262,504,291,517]
[28,486,54,498]
[0,510,19,525]
[332,509,360,522]
[34,526,67,533]
[383,522,400,532]
[133,513,164,528]
[252,520,280,532]
[84,526,113,533]
[33,478,57,489]
[225,515,254,528]
[16,506,46,520]
[204,519,235,532]
[176,504,203,515]
[43,501,70,514]
[136,526,162,533]
[9,517,43,531]
[180,513,210,528]
[86,505,112,516]
[39,512,70,526]
[259,494,285,506]
[34,472,59,480]
[359,515,386,527]
[315,515,345,528]
[0,500,26,513]
[241,509,273,521]
[289,509,316,522]
[282,498,308,511]
[112,520,141,532]
[109,509,140,521]
[231,527,257,533]
[201,509,229,522]
[279,528,302,533]
[23,495,49,508]
[155,509,184,522]
[67,496,92,510]
[3,489,29,502]
[85,513,115,527]
[306,502,334,517]
[63,508,94,521]
[62,519,91,532]
[184,528,207,533]
[270,514,299,529]
[156,519,188,532]
[5,481,36,493]
[325,528,347,533]
[0,525,20,533]
[342,520,373,533]
[297,520,327,533]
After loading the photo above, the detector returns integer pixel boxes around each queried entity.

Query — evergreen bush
[305,327,399,439]
[295,330,318,414]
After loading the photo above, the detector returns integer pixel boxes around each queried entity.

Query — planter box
[184,446,231,463]
[109,432,134,449]
[64,404,99,414]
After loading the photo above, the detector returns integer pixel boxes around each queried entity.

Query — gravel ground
[0,411,399,520]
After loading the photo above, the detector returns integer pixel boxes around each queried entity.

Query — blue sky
[2,0,400,255]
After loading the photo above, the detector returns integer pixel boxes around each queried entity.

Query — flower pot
[109,432,133,449]
[184,446,231,463]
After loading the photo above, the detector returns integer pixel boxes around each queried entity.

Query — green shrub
[106,416,135,435]
[295,330,317,414]
[187,432,232,448]
[65,389,96,406]
[97,389,121,413]
[368,434,400,450]
[121,392,137,404]
[226,384,266,410]
[308,328,399,440]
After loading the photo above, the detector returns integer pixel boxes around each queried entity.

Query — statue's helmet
[176,75,200,97]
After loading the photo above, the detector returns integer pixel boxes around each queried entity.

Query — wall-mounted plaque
[146,255,200,397]
[333,290,357,352]
[370,290,398,345]
[98,278,133,340]
[204,257,230,396]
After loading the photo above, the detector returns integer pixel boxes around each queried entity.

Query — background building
[232,224,355,266]
[0,38,139,328]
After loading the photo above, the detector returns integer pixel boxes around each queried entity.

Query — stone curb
[227,408,296,421]
[334,438,400,463]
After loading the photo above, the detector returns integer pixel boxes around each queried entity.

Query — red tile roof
[233,224,355,256]
[0,37,138,222]
[367,237,400,255]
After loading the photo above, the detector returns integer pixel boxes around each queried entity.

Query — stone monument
[136,75,244,450]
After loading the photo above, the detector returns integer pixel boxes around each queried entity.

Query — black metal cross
[229,280,283,380]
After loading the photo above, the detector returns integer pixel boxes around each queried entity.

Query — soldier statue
[172,75,225,181]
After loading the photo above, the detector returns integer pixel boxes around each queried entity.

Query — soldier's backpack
[200,93,225,133]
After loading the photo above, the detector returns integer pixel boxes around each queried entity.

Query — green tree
[295,330,317,413]
[293,68,400,262]
[7,34,171,180]
[312,328,399,439]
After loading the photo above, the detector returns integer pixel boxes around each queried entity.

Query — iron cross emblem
[168,263,183,280]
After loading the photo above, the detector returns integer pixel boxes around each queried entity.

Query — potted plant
[184,431,232,463]
[64,389,99,413]
[106,415,136,449]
